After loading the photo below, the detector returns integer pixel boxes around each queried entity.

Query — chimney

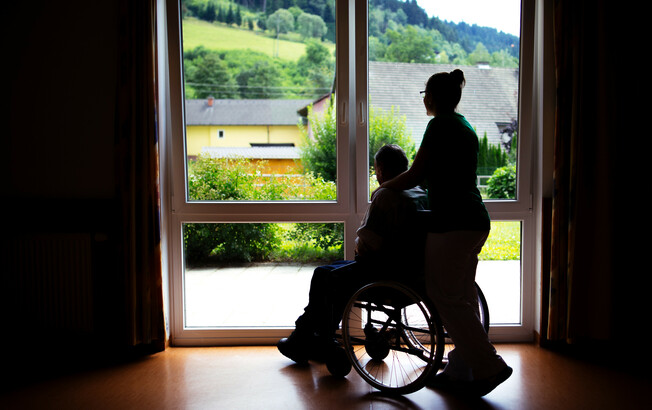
[207,96,214,107]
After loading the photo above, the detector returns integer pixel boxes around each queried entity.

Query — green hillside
[182,17,334,61]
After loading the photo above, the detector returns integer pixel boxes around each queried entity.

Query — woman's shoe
[425,372,472,394]
[471,366,513,396]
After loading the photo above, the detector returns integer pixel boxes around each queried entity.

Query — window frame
[161,0,537,346]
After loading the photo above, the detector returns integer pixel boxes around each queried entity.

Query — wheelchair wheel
[476,282,490,335]
[341,281,444,395]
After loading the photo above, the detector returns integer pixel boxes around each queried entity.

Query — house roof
[185,98,312,126]
[368,61,519,147]
[201,146,300,160]
[185,62,518,149]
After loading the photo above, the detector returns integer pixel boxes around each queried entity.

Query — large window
[162,0,535,345]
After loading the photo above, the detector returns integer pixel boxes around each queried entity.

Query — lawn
[268,221,521,263]
[480,221,521,261]
[181,17,334,61]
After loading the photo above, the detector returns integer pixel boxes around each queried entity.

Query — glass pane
[367,0,520,200]
[183,222,343,327]
[181,0,337,202]
[476,221,522,325]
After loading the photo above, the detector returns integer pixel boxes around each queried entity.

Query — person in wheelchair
[277,144,428,364]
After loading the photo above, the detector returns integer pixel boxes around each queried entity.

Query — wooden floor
[1,343,650,409]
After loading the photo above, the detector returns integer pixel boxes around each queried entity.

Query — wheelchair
[327,267,490,395]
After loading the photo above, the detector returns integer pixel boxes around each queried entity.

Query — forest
[181,0,520,100]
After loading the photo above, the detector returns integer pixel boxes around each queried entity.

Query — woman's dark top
[420,113,491,233]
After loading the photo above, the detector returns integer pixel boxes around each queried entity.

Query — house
[184,97,311,173]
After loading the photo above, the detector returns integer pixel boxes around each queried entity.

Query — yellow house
[185,97,312,173]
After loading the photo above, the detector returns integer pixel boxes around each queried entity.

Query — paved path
[184,260,521,328]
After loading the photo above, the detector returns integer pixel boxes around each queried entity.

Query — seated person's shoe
[277,331,313,364]
[470,365,513,397]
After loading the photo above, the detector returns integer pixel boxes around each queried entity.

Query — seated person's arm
[354,188,397,259]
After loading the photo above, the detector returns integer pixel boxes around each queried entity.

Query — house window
[217,129,224,139]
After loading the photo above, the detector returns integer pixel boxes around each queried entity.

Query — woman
[380,70,512,396]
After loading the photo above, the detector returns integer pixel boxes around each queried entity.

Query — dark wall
[1,1,123,385]
[2,1,117,200]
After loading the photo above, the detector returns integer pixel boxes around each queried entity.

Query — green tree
[368,105,415,169]
[469,42,492,65]
[236,60,284,99]
[297,12,328,39]
[267,8,294,36]
[187,53,237,99]
[477,132,509,176]
[300,103,337,181]
[385,25,435,63]
[296,40,334,97]
[300,102,415,181]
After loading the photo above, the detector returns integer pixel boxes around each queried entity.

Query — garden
[184,101,519,266]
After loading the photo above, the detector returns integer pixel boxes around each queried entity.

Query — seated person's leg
[278,260,358,363]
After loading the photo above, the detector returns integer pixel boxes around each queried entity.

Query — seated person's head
[374,144,409,184]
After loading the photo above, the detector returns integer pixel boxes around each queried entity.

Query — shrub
[184,154,337,264]
[300,103,416,182]
[486,165,516,199]
[184,223,280,265]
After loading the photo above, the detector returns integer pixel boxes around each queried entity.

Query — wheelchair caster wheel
[326,346,351,377]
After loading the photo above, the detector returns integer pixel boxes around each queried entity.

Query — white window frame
[160,0,537,346]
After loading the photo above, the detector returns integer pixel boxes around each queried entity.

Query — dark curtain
[115,0,166,351]
[545,0,627,348]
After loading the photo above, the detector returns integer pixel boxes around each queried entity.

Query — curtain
[545,0,617,346]
[115,0,166,351]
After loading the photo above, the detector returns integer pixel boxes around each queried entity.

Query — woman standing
[380,69,512,396]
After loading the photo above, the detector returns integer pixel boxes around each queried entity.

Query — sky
[419,0,521,37]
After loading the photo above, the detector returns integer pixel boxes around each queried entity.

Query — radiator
[2,233,94,333]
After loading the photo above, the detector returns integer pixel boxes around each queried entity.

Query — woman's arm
[380,144,429,190]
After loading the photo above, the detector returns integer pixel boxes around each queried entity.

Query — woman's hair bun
[450,69,466,88]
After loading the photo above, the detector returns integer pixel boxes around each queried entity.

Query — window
[162,0,535,345]
[358,0,533,340]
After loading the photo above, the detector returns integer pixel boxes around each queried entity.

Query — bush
[184,223,280,265]
[300,103,416,181]
[486,165,516,199]
[184,154,337,264]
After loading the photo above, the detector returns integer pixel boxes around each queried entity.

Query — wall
[186,124,305,156]
[1,0,122,379]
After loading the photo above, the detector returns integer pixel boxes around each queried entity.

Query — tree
[266,8,294,36]
[236,60,283,99]
[300,102,415,182]
[385,25,435,63]
[468,42,492,65]
[477,132,509,176]
[296,40,334,96]
[368,105,415,169]
[188,53,237,99]
[297,12,328,39]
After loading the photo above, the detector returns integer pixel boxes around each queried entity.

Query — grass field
[181,17,334,61]
[480,221,521,261]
